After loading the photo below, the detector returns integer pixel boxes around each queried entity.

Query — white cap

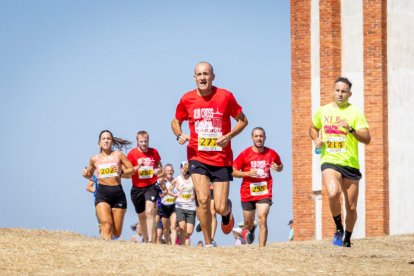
[180,161,188,168]
[232,227,242,234]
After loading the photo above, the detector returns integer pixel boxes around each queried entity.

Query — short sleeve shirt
[127,147,161,188]
[233,147,282,202]
[175,86,243,166]
[312,103,369,169]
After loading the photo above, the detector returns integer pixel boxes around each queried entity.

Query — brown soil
[1,228,413,275]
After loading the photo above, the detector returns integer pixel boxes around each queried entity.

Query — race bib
[98,163,118,179]
[138,166,153,179]
[181,192,192,200]
[198,132,222,151]
[165,197,175,203]
[250,182,268,196]
[326,135,346,153]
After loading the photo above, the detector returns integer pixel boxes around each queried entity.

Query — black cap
[288,219,293,225]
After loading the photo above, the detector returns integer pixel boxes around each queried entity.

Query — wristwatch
[176,133,182,141]
[349,127,355,134]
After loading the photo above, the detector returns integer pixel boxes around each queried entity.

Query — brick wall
[363,0,389,236]
[319,0,342,239]
[291,0,390,240]
[290,0,315,240]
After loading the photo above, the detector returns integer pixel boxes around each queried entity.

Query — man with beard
[309,77,370,247]
[232,127,283,247]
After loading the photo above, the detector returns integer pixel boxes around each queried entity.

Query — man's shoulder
[347,103,364,114]
[181,89,197,100]
[127,148,138,157]
[214,87,235,98]
[148,147,159,155]
[239,146,254,156]
[264,147,277,154]
[320,102,334,110]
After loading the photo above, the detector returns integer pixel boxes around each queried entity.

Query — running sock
[333,215,344,233]
[222,214,230,225]
[343,231,352,244]
[221,206,231,225]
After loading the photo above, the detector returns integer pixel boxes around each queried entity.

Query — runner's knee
[101,221,112,233]
[197,195,210,209]
[258,215,267,227]
[215,204,227,215]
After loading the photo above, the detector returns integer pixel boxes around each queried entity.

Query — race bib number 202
[98,163,118,179]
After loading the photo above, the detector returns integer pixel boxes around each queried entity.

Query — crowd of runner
[82,62,369,248]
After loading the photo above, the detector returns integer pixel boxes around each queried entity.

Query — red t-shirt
[233,147,282,202]
[175,86,243,166]
[127,147,161,188]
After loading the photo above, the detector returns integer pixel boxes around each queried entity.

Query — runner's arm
[232,167,257,178]
[338,120,371,145]
[271,162,283,172]
[154,162,164,176]
[350,127,371,145]
[309,124,324,148]
[86,180,95,193]
[171,118,189,145]
[119,153,135,177]
[82,158,96,179]
[168,179,179,197]
[217,111,248,147]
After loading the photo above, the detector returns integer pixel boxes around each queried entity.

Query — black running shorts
[131,183,159,214]
[321,163,362,181]
[189,160,233,182]
[95,184,127,209]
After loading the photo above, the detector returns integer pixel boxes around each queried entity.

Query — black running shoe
[195,223,202,233]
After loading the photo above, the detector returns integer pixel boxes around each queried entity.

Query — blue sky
[0,1,291,246]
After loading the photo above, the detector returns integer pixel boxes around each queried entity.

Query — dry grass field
[1,228,413,275]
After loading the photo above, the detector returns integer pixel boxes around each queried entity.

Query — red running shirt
[127,147,161,188]
[233,147,282,202]
[175,87,243,166]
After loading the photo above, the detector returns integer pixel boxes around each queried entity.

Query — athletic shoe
[221,199,234,235]
[343,241,351,248]
[212,240,217,247]
[246,224,257,244]
[195,223,202,233]
[332,230,344,246]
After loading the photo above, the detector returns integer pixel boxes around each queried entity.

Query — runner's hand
[216,134,231,148]
[82,166,89,178]
[313,137,324,148]
[177,133,190,145]
[246,169,257,178]
[271,162,283,172]
[338,120,351,132]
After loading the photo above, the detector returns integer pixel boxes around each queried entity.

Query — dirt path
[0,228,413,275]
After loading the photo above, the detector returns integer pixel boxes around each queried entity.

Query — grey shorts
[175,208,196,225]
[241,198,272,211]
